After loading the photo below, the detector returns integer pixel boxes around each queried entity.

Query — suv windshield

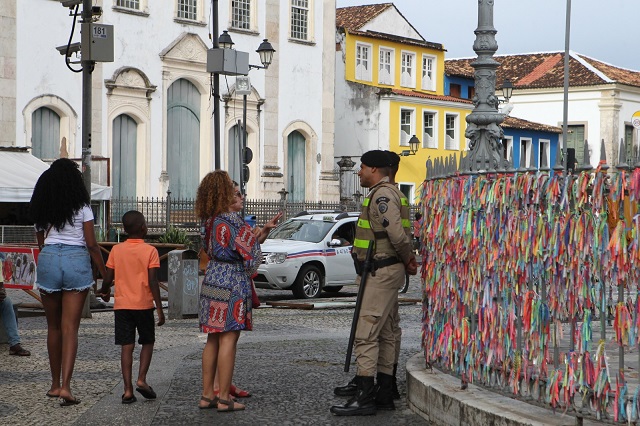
[268,219,335,243]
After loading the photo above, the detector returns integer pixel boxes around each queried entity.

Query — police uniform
[352,176,413,378]
[386,151,410,399]
[331,150,414,416]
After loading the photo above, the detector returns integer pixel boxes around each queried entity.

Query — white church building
[0,0,339,202]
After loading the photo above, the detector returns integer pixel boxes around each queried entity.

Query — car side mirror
[329,239,342,247]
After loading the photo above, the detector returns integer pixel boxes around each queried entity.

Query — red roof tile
[445,52,640,90]
[336,4,394,31]
[502,116,562,133]
[387,88,473,104]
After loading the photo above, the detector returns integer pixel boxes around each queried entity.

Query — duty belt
[356,256,401,276]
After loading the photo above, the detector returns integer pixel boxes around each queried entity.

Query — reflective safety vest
[352,183,412,261]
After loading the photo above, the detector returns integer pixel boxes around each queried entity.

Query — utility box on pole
[81,23,114,62]
[207,48,248,75]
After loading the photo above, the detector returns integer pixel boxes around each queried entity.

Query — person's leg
[390,300,402,400]
[199,333,219,408]
[0,296,20,347]
[40,291,63,397]
[137,343,153,388]
[216,331,244,411]
[135,309,156,394]
[58,289,89,401]
[121,343,135,399]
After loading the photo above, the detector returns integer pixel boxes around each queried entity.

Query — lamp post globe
[256,39,275,68]
[218,30,234,49]
[409,135,420,155]
[501,79,513,103]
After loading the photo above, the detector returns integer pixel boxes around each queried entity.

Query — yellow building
[335,3,472,202]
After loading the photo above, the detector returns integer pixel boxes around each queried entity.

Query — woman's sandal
[217,398,245,412]
[230,384,251,398]
[198,395,219,409]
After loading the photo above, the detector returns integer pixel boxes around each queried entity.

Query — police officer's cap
[386,150,400,168]
[361,150,391,168]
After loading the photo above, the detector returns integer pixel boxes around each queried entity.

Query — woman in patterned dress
[195,171,260,412]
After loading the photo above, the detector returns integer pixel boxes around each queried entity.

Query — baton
[344,240,375,372]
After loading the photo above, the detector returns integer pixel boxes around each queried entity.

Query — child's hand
[157,309,165,326]
[96,285,111,302]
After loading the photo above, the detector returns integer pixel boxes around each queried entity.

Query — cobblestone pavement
[0,276,429,425]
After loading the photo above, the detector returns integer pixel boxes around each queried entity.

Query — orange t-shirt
[106,239,160,310]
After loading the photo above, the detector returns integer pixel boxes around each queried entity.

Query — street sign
[633,111,640,129]
[244,147,253,164]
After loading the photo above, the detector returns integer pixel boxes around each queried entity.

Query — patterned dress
[199,212,261,333]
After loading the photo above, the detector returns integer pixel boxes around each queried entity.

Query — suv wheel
[292,265,323,299]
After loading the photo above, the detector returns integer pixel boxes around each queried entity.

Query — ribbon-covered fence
[419,149,640,422]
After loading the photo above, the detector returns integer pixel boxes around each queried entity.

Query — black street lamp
[400,135,420,156]
[218,30,234,49]
[253,39,276,70]
[501,79,513,103]
[217,34,276,216]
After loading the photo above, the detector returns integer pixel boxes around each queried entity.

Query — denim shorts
[36,244,94,293]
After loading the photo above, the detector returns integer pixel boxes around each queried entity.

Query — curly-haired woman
[195,171,264,412]
[29,158,107,406]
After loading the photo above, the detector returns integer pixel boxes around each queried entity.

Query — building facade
[334,3,472,203]
[446,52,640,168]
[5,0,339,201]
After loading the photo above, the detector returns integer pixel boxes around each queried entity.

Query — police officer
[333,150,408,402]
[330,150,417,416]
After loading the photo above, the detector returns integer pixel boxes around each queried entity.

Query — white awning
[0,151,111,202]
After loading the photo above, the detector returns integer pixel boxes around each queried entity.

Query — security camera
[56,42,81,56]
[91,6,102,16]
[61,0,82,8]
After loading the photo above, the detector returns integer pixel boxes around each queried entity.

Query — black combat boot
[375,372,396,410]
[392,363,400,400]
[333,376,357,397]
[330,376,377,416]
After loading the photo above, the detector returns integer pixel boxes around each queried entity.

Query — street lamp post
[206,28,275,187]
[214,33,275,201]
[463,0,506,173]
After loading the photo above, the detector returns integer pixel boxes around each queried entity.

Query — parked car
[254,211,359,299]
[254,210,411,299]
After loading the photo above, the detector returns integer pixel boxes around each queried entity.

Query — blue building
[444,72,561,169]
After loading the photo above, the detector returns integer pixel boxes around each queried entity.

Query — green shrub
[157,226,190,245]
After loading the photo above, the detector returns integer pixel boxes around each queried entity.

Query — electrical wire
[65,4,82,73]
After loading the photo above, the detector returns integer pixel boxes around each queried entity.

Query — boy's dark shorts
[114,308,155,345]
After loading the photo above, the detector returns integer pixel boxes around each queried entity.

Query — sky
[335,0,640,71]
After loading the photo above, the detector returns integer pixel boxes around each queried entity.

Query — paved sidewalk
[0,285,428,425]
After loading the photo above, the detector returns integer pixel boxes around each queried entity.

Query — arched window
[32,107,60,160]
[167,79,200,199]
[112,114,137,198]
[227,122,247,185]
[287,130,306,202]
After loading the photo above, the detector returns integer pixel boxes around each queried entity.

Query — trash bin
[244,215,257,228]
[167,249,199,320]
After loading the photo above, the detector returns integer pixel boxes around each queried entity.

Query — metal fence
[0,226,37,244]
[109,195,420,237]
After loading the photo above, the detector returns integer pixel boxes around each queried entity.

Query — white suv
[254,211,359,299]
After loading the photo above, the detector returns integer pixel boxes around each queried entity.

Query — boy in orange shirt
[98,210,165,404]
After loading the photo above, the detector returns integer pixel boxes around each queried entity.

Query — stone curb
[406,353,583,426]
